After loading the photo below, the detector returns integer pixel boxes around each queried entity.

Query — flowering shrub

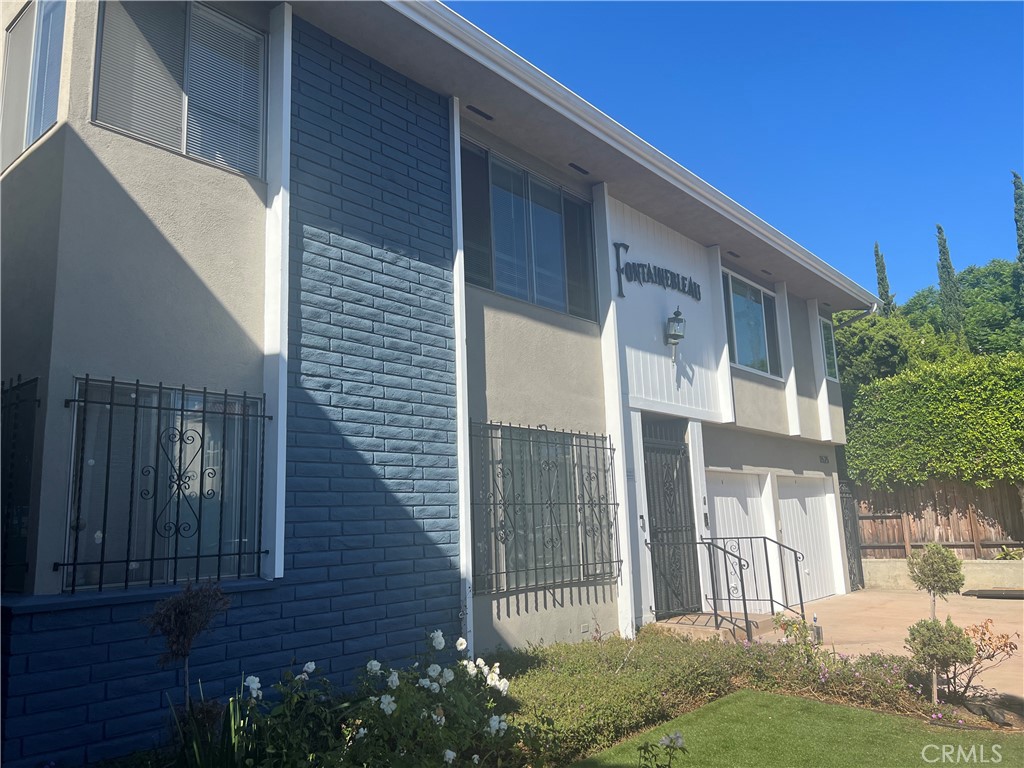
[341,630,519,767]
[636,731,687,767]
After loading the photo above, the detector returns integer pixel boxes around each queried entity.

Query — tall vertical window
[722,272,782,378]
[94,1,265,177]
[1,0,66,169]
[460,142,597,321]
[820,318,839,380]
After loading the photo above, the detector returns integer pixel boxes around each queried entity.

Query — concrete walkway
[765,589,1024,697]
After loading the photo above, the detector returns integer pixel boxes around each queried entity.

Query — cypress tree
[935,225,964,336]
[1014,171,1024,262]
[1013,172,1024,320]
[874,242,895,316]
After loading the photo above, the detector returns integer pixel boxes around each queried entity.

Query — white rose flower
[366,659,382,675]
[456,637,468,652]
[430,682,440,693]
[472,756,480,765]
[387,670,400,690]
[418,677,431,689]
[427,663,442,679]
[430,629,445,650]
[296,672,309,681]
[379,694,397,715]
[443,749,456,764]
[244,675,262,700]
[475,658,486,668]
[497,677,509,696]
[355,727,367,740]
[441,668,455,685]
[462,659,477,677]
[303,661,316,674]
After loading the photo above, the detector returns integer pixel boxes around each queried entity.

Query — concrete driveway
[768,589,1024,697]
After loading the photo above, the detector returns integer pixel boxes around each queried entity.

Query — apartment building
[0,1,876,763]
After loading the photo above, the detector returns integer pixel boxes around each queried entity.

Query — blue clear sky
[447,1,1024,302]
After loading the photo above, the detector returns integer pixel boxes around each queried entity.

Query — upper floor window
[820,318,839,380]
[94,1,265,177]
[722,272,782,378]
[1,0,66,169]
[461,142,597,321]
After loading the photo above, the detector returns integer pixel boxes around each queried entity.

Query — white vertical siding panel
[609,198,722,419]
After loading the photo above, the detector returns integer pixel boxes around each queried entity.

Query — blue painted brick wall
[0,18,457,768]
[286,17,459,677]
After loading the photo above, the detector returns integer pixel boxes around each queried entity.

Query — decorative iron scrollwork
[141,427,216,539]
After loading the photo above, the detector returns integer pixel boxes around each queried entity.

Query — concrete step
[656,612,776,643]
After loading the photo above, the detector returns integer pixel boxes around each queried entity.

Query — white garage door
[777,476,837,604]
[706,471,771,613]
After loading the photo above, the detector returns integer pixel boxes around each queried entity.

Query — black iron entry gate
[642,418,701,617]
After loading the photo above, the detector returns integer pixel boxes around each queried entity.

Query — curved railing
[703,536,806,624]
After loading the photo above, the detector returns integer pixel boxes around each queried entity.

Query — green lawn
[572,690,1023,768]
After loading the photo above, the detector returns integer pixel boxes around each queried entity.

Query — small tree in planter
[906,543,966,705]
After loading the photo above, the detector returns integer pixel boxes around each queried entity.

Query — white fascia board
[389,1,877,308]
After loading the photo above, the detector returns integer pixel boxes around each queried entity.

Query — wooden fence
[855,479,1024,560]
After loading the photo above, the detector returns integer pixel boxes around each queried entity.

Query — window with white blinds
[94,1,265,178]
[1,0,66,170]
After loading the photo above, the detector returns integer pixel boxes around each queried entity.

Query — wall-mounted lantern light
[665,307,686,346]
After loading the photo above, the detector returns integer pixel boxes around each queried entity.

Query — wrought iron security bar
[2,376,39,593]
[56,376,270,593]
[470,421,621,594]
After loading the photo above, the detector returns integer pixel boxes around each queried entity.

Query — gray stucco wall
[473,584,619,652]
[2,0,271,595]
[827,378,846,443]
[466,286,606,433]
[731,367,789,435]
[788,294,822,441]
[703,423,838,477]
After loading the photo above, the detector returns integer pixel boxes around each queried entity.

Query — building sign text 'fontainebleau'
[613,242,701,301]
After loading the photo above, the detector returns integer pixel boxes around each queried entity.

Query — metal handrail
[700,538,752,642]
[703,535,806,622]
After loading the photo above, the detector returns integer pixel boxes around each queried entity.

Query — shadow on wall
[0,128,461,767]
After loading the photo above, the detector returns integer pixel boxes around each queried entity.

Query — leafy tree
[901,261,1022,355]
[846,352,1024,491]
[959,260,1024,354]
[834,311,970,409]
[906,617,974,706]
[874,242,895,316]
[935,225,965,338]
[901,286,941,332]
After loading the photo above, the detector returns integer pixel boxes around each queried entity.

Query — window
[460,142,597,320]
[1,0,66,169]
[470,421,620,593]
[94,1,265,177]
[820,318,839,380]
[722,272,782,377]
[60,377,268,592]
